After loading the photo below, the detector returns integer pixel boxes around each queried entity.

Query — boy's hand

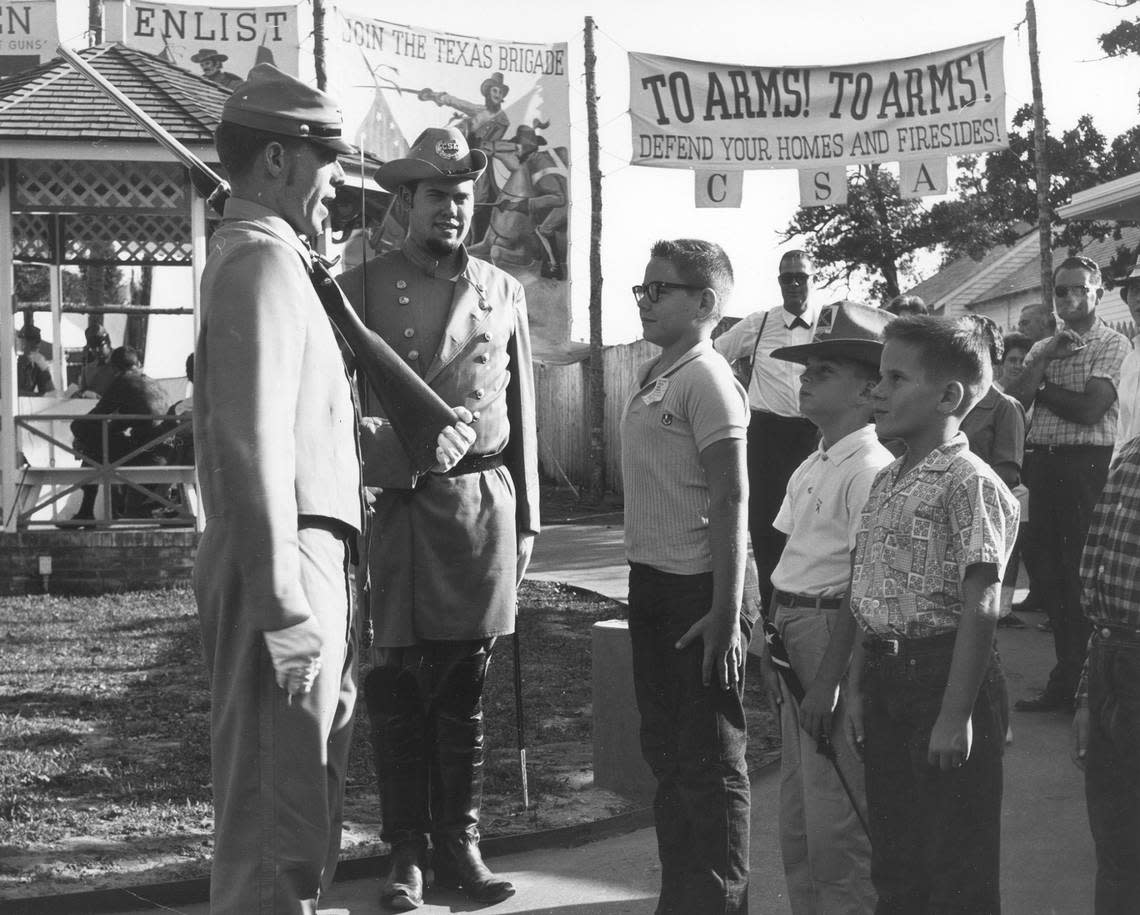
[844,683,865,758]
[1072,706,1090,770]
[676,610,742,691]
[928,710,973,771]
[799,678,840,742]
[757,644,783,706]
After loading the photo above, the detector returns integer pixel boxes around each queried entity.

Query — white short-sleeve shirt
[771,424,894,597]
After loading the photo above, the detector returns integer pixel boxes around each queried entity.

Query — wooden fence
[534,339,655,497]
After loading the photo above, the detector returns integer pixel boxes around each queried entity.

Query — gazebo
[0,43,379,592]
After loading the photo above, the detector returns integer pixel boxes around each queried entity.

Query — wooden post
[313,0,327,91]
[1027,1,1053,303]
[584,16,605,504]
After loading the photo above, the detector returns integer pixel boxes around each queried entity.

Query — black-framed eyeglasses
[632,281,702,303]
[778,273,812,287]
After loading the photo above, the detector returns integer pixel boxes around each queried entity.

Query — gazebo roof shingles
[0,43,229,144]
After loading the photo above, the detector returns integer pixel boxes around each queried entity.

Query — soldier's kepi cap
[222,64,355,155]
[771,300,895,368]
[374,127,487,192]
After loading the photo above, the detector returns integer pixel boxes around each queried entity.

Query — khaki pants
[774,602,874,915]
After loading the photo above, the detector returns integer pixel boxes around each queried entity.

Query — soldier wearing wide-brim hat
[190,47,228,64]
[374,125,486,192]
[343,123,538,911]
[193,62,474,914]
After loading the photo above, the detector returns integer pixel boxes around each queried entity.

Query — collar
[637,340,710,388]
[401,237,469,280]
[221,196,312,265]
[781,301,819,329]
[819,424,879,465]
[892,432,970,480]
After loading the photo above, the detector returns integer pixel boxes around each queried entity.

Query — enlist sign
[629,38,1006,170]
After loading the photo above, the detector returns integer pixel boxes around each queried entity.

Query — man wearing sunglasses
[713,250,820,610]
[1005,256,1131,713]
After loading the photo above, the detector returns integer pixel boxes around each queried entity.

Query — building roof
[0,43,228,145]
[909,224,1140,315]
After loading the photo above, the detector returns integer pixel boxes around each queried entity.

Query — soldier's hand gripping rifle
[57,45,458,475]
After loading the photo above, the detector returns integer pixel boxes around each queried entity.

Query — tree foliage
[783,104,1140,303]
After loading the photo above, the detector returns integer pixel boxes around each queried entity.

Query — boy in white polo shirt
[767,300,895,914]
[622,238,753,914]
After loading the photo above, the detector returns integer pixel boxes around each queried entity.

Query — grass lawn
[0,580,779,898]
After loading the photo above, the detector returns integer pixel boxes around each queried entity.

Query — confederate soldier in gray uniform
[343,126,540,911]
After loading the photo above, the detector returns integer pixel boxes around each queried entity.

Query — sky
[56,0,1140,344]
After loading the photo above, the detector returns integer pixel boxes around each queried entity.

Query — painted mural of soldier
[469,120,569,280]
[190,48,243,92]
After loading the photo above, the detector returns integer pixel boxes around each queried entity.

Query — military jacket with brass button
[340,244,540,644]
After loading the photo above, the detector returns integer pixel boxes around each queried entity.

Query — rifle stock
[57,43,456,475]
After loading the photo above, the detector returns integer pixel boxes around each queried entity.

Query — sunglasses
[778,273,812,286]
[632,281,703,303]
[1054,284,1097,299]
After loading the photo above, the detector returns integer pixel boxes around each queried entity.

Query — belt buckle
[883,638,901,657]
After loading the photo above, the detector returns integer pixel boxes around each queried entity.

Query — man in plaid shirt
[1072,435,1140,914]
[1005,256,1131,712]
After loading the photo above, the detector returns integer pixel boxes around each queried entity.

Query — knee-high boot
[364,665,430,910]
[429,644,515,905]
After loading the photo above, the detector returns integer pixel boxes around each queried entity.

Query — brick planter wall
[0,529,198,596]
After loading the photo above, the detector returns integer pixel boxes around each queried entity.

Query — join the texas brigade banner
[628,37,1007,171]
[329,12,572,353]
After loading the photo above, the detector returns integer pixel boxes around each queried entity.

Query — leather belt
[1025,444,1113,455]
[772,589,843,610]
[864,631,957,658]
[444,452,505,477]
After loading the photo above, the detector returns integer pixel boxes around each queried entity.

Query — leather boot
[364,663,432,901]
[380,838,427,911]
[434,831,515,904]
[429,643,514,903]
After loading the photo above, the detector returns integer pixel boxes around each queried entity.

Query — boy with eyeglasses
[714,250,820,610]
[1004,256,1130,713]
[624,239,754,914]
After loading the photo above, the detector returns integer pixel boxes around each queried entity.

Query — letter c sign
[695,170,743,208]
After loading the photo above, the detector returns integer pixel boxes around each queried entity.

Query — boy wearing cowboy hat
[765,300,893,913]
[341,125,539,911]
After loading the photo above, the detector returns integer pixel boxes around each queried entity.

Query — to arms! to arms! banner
[629,38,1005,170]
[329,10,572,351]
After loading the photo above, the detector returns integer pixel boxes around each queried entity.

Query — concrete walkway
[115,522,1095,914]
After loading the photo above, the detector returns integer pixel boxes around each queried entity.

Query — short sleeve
[988,395,1026,471]
[683,358,749,454]
[1088,329,1131,386]
[946,468,1019,579]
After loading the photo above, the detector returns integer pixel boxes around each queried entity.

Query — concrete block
[591,619,655,800]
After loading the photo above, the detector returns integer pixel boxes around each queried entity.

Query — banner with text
[629,38,1006,170]
[0,1,59,77]
[330,11,572,350]
[123,0,300,91]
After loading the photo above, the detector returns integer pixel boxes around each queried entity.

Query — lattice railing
[62,212,192,265]
[13,160,187,210]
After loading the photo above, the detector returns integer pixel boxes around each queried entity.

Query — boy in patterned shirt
[844,315,1020,914]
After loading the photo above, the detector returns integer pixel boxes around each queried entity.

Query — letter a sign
[798,167,848,208]
[695,170,743,208]
[900,158,949,199]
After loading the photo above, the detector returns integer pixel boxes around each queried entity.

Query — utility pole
[313,0,327,91]
[584,17,605,504]
[1027,0,1053,303]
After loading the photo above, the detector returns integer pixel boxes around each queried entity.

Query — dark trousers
[1024,446,1112,700]
[862,642,1006,915]
[1085,628,1140,915]
[746,410,818,611]
[364,639,494,849]
[628,563,751,915]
